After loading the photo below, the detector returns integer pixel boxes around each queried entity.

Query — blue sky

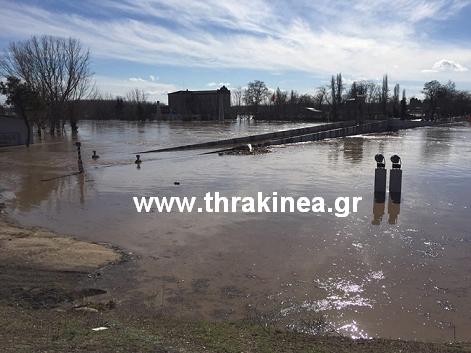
[1,0,471,103]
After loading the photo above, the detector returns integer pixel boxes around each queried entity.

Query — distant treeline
[230,76,471,121]
[69,98,164,121]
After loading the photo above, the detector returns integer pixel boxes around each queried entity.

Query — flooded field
[1,119,470,342]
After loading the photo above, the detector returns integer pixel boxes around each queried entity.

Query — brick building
[168,86,231,120]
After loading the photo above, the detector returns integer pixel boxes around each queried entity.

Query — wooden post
[75,142,84,173]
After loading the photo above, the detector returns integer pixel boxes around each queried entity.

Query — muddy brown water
[1,119,470,342]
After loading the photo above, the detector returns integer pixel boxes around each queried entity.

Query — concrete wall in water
[140,121,359,153]
[0,117,32,147]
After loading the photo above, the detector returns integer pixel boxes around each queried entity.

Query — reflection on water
[343,137,364,162]
[372,200,385,225]
[1,120,470,342]
[388,199,401,225]
[372,197,401,225]
[421,126,454,159]
[78,173,85,205]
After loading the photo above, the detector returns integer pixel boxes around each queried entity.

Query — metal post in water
[389,155,402,203]
[75,142,84,174]
[134,154,142,169]
[374,154,386,202]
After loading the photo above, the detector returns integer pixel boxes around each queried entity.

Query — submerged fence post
[75,142,84,173]
[389,155,402,203]
[374,154,386,202]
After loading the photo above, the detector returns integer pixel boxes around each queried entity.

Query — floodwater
[1,119,470,342]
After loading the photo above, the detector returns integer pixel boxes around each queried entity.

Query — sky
[1,0,471,103]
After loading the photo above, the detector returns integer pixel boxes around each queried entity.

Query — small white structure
[0,116,32,146]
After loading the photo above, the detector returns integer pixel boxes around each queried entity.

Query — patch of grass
[187,321,294,353]
[1,304,470,353]
[49,321,163,352]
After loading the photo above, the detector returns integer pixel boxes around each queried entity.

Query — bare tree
[422,80,461,120]
[125,88,147,103]
[274,87,288,106]
[232,86,243,106]
[125,88,149,121]
[314,87,327,109]
[0,35,93,134]
[366,81,381,104]
[422,80,441,119]
[243,80,269,115]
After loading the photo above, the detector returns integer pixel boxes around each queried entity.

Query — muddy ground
[0,214,470,353]
[0,216,121,309]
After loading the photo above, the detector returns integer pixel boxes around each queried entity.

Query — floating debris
[75,307,99,313]
[216,144,271,156]
[92,327,108,332]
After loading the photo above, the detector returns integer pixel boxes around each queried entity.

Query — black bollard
[389,155,402,203]
[374,154,386,202]
[92,150,99,160]
[135,154,142,165]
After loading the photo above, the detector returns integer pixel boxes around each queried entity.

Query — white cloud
[422,59,469,72]
[0,0,470,84]
[129,77,146,82]
[207,82,231,87]
[95,76,178,102]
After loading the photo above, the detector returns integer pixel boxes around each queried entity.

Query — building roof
[168,86,230,95]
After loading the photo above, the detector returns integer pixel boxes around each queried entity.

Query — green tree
[329,74,343,121]
[392,84,400,118]
[381,75,389,116]
[0,76,42,146]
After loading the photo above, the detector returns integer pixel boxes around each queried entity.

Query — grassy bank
[1,304,470,353]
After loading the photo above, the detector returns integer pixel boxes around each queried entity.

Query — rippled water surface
[1,119,470,342]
